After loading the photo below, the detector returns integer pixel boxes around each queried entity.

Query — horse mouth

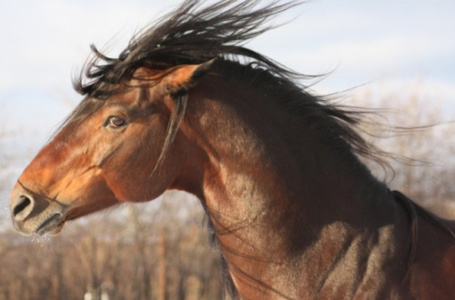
[36,214,65,236]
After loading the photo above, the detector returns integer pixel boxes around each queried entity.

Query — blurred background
[0,0,454,299]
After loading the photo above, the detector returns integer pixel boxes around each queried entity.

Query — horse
[8,0,455,299]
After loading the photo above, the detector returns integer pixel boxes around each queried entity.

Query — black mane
[74,0,304,99]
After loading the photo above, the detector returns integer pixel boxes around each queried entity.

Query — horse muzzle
[9,183,67,236]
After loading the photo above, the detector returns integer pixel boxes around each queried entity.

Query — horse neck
[180,76,408,298]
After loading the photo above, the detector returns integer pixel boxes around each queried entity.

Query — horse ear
[165,58,216,94]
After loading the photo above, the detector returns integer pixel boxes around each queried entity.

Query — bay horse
[9,0,455,299]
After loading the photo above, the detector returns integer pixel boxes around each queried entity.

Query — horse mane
[73,0,304,98]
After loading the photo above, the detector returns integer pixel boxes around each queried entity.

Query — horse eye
[105,116,127,129]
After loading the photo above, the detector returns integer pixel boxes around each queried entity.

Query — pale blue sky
[1,0,454,137]
[0,0,454,206]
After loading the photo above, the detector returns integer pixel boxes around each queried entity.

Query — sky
[1,0,454,135]
[0,0,454,215]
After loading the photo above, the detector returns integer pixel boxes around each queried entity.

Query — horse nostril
[12,195,34,221]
